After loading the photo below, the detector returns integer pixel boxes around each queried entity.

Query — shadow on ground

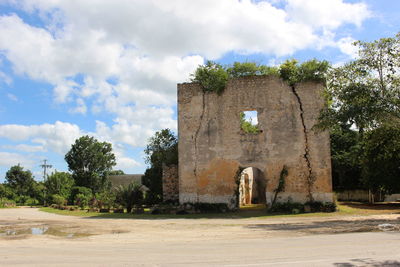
[334,258,400,266]
[244,218,400,234]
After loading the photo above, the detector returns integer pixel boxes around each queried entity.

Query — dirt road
[0,207,399,266]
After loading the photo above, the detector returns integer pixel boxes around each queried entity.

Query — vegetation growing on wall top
[190,59,330,94]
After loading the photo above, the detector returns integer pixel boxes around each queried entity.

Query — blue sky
[0,0,399,182]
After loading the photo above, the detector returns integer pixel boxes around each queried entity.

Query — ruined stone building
[164,75,333,209]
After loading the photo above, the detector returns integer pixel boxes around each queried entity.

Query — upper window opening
[240,110,260,134]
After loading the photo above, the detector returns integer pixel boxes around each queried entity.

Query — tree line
[0,131,177,211]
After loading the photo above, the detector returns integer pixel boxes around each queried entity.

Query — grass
[39,202,400,220]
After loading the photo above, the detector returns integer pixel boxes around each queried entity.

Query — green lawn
[39,202,400,220]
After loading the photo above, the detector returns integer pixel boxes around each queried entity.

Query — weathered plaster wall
[178,76,332,208]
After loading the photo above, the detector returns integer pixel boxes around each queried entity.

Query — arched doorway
[239,167,266,207]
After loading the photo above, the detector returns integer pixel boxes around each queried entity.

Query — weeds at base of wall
[268,201,337,214]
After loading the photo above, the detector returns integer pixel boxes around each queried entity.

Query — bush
[0,198,16,208]
[15,195,30,205]
[115,183,144,213]
[69,186,92,205]
[74,193,90,209]
[0,184,16,200]
[269,201,337,213]
[304,201,337,212]
[268,201,305,213]
[50,194,67,206]
[25,198,39,206]
[94,191,116,209]
[190,61,228,94]
[192,203,229,213]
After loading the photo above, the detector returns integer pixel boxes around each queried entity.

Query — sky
[0,0,399,182]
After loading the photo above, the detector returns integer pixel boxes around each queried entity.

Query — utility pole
[40,159,52,207]
[40,159,52,181]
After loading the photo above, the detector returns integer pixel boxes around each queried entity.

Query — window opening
[240,110,260,133]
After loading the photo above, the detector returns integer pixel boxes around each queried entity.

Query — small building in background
[109,174,145,189]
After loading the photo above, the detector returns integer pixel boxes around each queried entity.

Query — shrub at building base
[268,201,336,214]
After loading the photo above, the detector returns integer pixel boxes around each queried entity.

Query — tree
[317,33,400,200]
[5,165,35,196]
[319,33,400,133]
[65,135,116,193]
[362,124,400,196]
[330,125,363,191]
[142,129,178,204]
[0,183,16,200]
[115,182,143,213]
[45,172,74,199]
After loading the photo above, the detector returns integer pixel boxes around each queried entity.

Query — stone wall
[178,75,333,209]
[162,164,179,202]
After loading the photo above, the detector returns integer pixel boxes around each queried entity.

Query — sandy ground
[0,207,400,266]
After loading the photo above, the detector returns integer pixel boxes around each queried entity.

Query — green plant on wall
[190,59,329,94]
[190,61,228,94]
[270,165,288,208]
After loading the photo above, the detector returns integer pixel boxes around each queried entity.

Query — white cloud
[2,144,46,152]
[0,71,12,85]
[0,152,35,169]
[7,93,17,101]
[0,120,141,172]
[0,121,82,154]
[336,36,359,59]
[0,1,371,119]
[69,98,87,114]
[285,0,371,29]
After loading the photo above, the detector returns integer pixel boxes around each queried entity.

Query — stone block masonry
[177,75,333,209]
[162,164,179,202]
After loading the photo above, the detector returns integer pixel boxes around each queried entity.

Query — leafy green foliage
[74,193,89,209]
[191,59,329,94]
[191,61,228,94]
[65,135,116,193]
[0,198,16,208]
[115,182,144,213]
[330,125,363,191]
[69,186,92,205]
[51,194,67,206]
[0,184,16,200]
[268,201,336,213]
[362,124,400,194]
[279,59,329,86]
[142,129,178,204]
[94,191,116,209]
[319,33,400,133]
[316,33,400,198]
[227,62,279,77]
[45,172,74,199]
[239,112,260,134]
[5,165,35,196]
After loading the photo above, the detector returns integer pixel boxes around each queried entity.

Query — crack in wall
[193,90,206,201]
[290,85,315,202]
